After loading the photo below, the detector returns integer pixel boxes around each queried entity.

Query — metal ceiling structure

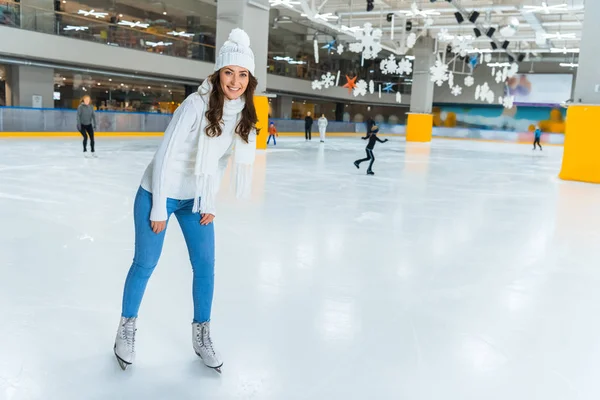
[268,0,585,60]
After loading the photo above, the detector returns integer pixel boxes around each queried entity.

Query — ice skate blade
[195,350,223,373]
[114,345,131,371]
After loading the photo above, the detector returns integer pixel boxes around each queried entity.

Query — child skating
[354,125,388,175]
[533,126,542,151]
[268,121,278,145]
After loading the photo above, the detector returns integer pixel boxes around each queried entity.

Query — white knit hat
[214,28,255,75]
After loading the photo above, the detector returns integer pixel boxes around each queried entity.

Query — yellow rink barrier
[406,113,433,143]
[254,95,269,150]
[559,105,600,183]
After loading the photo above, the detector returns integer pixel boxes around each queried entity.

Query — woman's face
[83,97,91,105]
[219,66,249,100]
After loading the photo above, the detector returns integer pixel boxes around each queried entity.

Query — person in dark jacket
[77,95,97,157]
[304,112,313,141]
[353,125,388,175]
[365,117,375,136]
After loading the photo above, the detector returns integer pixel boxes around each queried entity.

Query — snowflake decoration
[448,72,454,88]
[475,82,492,102]
[321,72,335,88]
[380,54,398,75]
[429,59,449,87]
[451,35,474,57]
[486,91,495,104]
[451,85,463,97]
[353,79,368,97]
[369,80,375,94]
[464,76,475,87]
[507,63,519,78]
[311,80,323,90]
[343,75,357,94]
[484,53,492,63]
[313,38,319,63]
[438,28,453,42]
[397,58,413,76]
[495,70,505,84]
[406,32,417,49]
[498,95,515,109]
[396,92,402,103]
[383,82,394,93]
[337,44,344,55]
[349,22,383,60]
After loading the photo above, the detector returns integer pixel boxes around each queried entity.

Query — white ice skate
[192,321,223,373]
[114,316,137,370]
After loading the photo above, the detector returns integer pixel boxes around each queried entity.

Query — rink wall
[0,107,564,145]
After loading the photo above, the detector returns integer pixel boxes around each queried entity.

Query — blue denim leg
[174,200,215,323]
[121,187,178,318]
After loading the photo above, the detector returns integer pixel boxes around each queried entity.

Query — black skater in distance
[354,125,388,175]
[304,112,314,141]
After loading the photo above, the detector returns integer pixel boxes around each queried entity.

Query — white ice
[2,137,600,400]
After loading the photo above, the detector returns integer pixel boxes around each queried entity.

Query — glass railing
[267,58,413,95]
[0,1,216,63]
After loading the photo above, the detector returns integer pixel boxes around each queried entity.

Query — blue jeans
[268,134,276,145]
[121,187,215,323]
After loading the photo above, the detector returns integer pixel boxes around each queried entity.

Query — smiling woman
[113,28,258,374]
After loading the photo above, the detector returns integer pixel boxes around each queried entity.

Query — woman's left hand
[200,213,215,225]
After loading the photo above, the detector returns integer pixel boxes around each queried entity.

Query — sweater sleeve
[92,108,97,128]
[149,94,201,221]
[76,106,81,127]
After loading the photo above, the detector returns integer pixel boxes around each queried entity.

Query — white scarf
[192,80,256,214]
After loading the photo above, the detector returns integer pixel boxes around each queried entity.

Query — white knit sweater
[141,83,255,221]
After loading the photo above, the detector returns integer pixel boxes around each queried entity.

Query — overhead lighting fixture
[341,25,363,33]
[454,12,464,23]
[167,30,194,38]
[486,27,496,38]
[523,2,568,14]
[551,47,580,54]
[544,32,576,40]
[560,62,578,68]
[269,0,300,7]
[77,9,108,18]
[118,20,150,28]
[502,40,510,49]
[468,11,480,23]
[145,41,173,47]
[64,25,89,31]
[366,0,374,12]
[301,12,339,21]
[399,3,440,18]
[490,42,498,50]
[473,28,481,37]
[405,55,415,60]
[488,62,511,67]
[273,56,307,64]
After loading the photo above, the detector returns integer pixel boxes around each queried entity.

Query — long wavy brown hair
[204,71,259,143]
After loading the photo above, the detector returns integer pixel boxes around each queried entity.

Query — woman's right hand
[150,220,167,234]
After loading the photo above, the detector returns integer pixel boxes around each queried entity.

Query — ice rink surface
[2,136,600,400]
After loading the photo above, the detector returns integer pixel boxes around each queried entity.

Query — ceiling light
[118,20,150,28]
[167,30,194,38]
[148,86,151,89]
[523,2,568,14]
[560,62,578,68]
[269,0,300,7]
[488,62,511,67]
[97,82,101,85]
[119,14,123,17]
[341,25,362,33]
[109,78,112,81]
[551,47,580,54]
[64,25,88,31]
[163,11,167,15]
[544,32,576,40]
[145,41,173,47]
[77,9,108,18]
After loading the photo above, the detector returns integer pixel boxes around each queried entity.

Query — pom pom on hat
[227,28,250,48]
[215,28,255,75]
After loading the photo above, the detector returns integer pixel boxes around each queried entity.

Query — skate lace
[121,319,136,352]
[197,324,215,356]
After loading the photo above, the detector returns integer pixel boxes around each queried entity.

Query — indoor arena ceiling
[269,0,585,58]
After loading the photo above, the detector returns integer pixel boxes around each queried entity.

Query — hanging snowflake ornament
[464,76,475,87]
[424,17,434,27]
[451,85,463,97]
[313,38,319,63]
[495,70,505,84]
[438,28,453,42]
[369,80,375,94]
[451,35,474,57]
[353,79,368,97]
[311,80,323,90]
[406,32,417,49]
[484,53,492,63]
[499,95,515,109]
[396,92,402,104]
[429,59,449,87]
[491,67,496,77]
[474,85,481,101]
[448,72,455,88]
[380,54,398,75]
[321,72,335,88]
[337,44,344,55]
[507,62,519,78]
[396,58,413,76]
[349,22,383,60]
[486,91,495,104]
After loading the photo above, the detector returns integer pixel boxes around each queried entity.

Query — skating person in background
[267,121,278,145]
[533,126,543,151]
[77,95,97,157]
[113,28,259,373]
[354,125,388,175]
[304,112,313,141]
[318,114,328,143]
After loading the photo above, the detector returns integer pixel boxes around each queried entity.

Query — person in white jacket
[318,114,328,142]
[113,28,258,374]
